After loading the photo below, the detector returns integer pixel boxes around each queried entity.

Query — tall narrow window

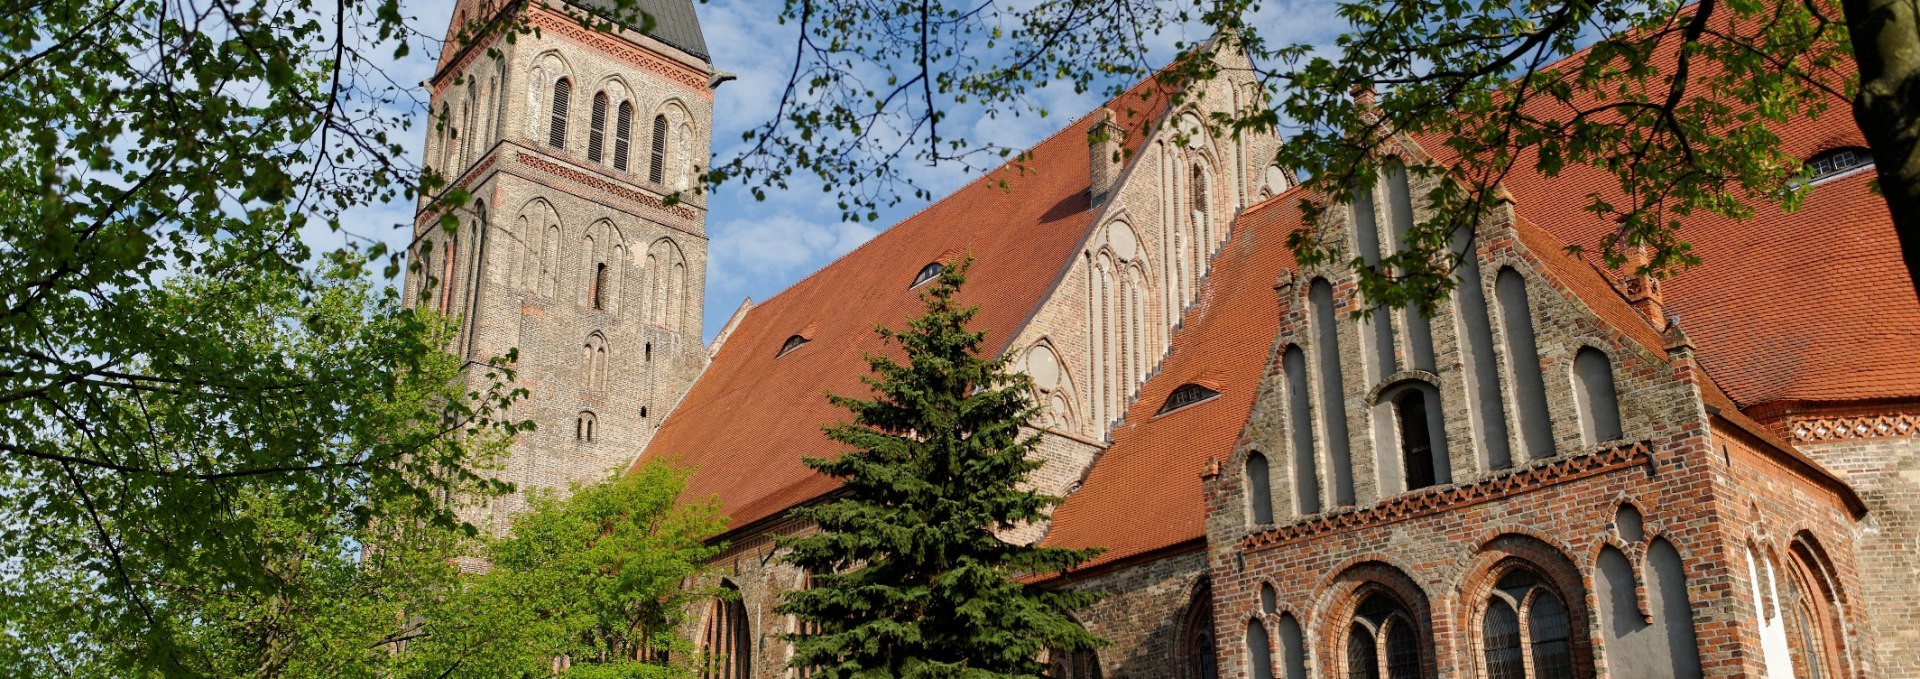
[548,78,571,149]
[1345,625,1378,679]
[1482,600,1523,679]
[649,114,669,184]
[1246,452,1274,525]
[1495,268,1555,459]
[1284,346,1320,514]
[1308,279,1355,505]
[576,411,596,442]
[1395,390,1436,490]
[1190,165,1209,284]
[440,236,458,314]
[416,248,433,305]
[1277,614,1307,679]
[1573,347,1622,444]
[588,92,608,162]
[614,101,634,170]
[1246,619,1275,679]
[592,263,608,309]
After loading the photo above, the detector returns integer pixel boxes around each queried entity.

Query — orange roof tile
[636,77,1179,531]
[1041,190,1307,567]
[1411,15,1920,408]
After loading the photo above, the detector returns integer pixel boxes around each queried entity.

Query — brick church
[409,0,1919,676]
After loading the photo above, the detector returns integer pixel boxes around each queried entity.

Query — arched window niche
[1246,451,1274,525]
[1477,565,1577,679]
[1179,582,1218,679]
[1340,589,1429,679]
[1282,345,1321,514]
[1572,346,1623,445]
[1494,267,1555,460]
[1370,377,1450,494]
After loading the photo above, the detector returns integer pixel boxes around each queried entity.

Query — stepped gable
[1409,17,1918,408]
[639,78,1178,531]
[1042,189,1309,569]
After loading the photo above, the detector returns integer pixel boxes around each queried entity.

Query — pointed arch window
[588,92,608,162]
[547,78,571,150]
[1480,568,1575,679]
[614,101,634,170]
[1343,592,1427,679]
[701,582,751,679]
[1179,584,1218,679]
[1159,383,1220,415]
[912,262,944,288]
[591,263,608,309]
[649,114,669,184]
[439,235,458,314]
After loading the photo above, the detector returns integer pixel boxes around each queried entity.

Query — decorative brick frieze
[1238,441,1652,552]
[528,7,710,96]
[1788,411,1920,443]
[514,151,702,225]
[415,152,501,229]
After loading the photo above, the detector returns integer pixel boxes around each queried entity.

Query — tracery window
[1178,584,1217,679]
[701,582,751,679]
[1479,569,1573,679]
[548,78,571,150]
[1342,592,1427,679]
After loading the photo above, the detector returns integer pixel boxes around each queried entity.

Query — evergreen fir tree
[776,257,1106,678]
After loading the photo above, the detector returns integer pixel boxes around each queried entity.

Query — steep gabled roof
[1041,190,1308,568]
[637,78,1179,531]
[1409,15,1919,408]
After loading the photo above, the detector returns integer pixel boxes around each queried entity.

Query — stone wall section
[1799,434,1919,676]
[1056,547,1211,679]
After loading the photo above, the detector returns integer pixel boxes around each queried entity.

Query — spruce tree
[776,258,1105,678]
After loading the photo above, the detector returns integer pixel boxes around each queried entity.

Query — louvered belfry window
[547,78,570,149]
[588,92,608,162]
[614,101,634,170]
[649,114,668,184]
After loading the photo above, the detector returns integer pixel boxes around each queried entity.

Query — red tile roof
[1041,191,1307,567]
[1413,16,1920,408]
[636,79,1178,531]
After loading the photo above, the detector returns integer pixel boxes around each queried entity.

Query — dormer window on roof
[1158,383,1221,415]
[778,334,810,357]
[1803,147,1874,184]
[912,262,944,288]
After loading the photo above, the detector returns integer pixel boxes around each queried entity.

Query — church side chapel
[404,0,1919,676]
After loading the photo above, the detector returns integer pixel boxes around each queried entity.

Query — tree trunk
[1842,0,1920,303]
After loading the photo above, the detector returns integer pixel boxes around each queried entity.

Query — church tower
[407,0,717,525]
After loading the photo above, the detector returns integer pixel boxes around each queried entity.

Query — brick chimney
[1088,108,1125,204]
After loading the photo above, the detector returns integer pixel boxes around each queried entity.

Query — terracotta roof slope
[1041,189,1309,568]
[1406,20,1919,408]
[637,77,1180,531]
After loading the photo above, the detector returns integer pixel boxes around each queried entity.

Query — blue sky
[328,0,1348,342]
